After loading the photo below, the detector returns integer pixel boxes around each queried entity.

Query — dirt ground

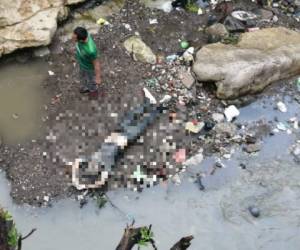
[0,0,299,205]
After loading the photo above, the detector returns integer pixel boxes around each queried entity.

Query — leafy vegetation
[185,0,199,13]
[0,209,19,248]
[137,227,154,247]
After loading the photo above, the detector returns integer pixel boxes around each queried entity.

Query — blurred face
[72,33,78,42]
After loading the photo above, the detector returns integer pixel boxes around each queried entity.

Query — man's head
[73,27,88,42]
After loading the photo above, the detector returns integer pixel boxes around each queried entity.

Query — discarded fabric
[224,105,240,122]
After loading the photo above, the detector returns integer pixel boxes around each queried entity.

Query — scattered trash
[96,18,109,26]
[185,121,205,133]
[231,10,257,21]
[204,120,215,131]
[277,101,287,112]
[182,47,194,63]
[223,16,246,32]
[172,173,181,185]
[277,122,288,131]
[214,122,237,138]
[123,23,132,31]
[224,105,240,122]
[143,87,157,104]
[248,206,260,218]
[51,94,62,105]
[296,77,300,91]
[166,54,179,63]
[43,195,50,202]
[173,149,186,163]
[197,7,203,15]
[180,40,189,49]
[212,113,225,123]
[149,19,158,24]
[247,27,260,32]
[48,70,55,76]
[145,78,159,88]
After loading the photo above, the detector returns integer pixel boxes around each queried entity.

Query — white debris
[123,23,132,31]
[172,174,181,185]
[277,101,287,112]
[43,196,50,202]
[48,70,55,76]
[149,19,158,24]
[212,113,225,123]
[110,113,118,118]
[224,105,240,122]
[182,47,195,63]
[277,122,287,131]
[185,121,205,133]
[143,87,157,104]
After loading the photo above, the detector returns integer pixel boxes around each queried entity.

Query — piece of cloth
[79,69,97,92]
[76,34,98,71]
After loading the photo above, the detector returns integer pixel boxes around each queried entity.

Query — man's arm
[93,59,101,85]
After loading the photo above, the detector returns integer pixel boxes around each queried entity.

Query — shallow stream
[0,87,299,250]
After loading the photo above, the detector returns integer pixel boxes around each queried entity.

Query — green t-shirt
[76,34,98,71]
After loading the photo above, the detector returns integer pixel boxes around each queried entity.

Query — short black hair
[73,27,88,41]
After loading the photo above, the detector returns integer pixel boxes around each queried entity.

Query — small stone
[212,113,225,123]
[243,143,260,153]
[214,122,237,138]
[245,134,257,144]
[206,23,229,38]
[179,70,195,89]
[239,163,246,169]
[277,101,287,112]
[248,206,260,218]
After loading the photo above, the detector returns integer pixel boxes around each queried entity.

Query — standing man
[72,27,101,97]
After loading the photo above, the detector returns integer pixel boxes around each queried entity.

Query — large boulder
[124,36,156,64]
[193,27,300,99]
[0,0,86,57]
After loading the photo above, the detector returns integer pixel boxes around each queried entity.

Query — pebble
[248,206,260,218]
[277,101,287,112]
[243,143,261,153]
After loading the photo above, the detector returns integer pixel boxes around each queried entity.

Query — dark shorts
[79,69,97,92]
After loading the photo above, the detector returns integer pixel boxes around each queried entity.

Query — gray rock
[206,23,229,38]
[248,206,260,218]
[124,36,156,64]
[214,122,237,138]
[193,27,300,99]
[179,70,195,89]
[243,143,261,153]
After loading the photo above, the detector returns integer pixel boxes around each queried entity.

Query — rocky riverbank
[0,0,299,206]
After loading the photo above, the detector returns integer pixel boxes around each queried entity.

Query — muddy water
[0,60,48,144]
[0,93,300,250]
